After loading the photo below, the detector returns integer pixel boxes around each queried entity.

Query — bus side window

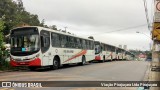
[66,36,69,48]
[86,40,88,50]
[82,39,86,49]
[45,37,50,47]
[60,35,67,48]
[78,39,82,49]
[70,37,75,48]
[100,45,103,52]
[40,30,50,53]
[116,50,118,54]
[41,36,50,47]
[87,40,90,50]
[91,41,94,50]
[88,41,90,50]
[64,35,67,48]
[74,38,78,48]
[41,36,44,47]
[89,41,91,50]
[51,33,60,47]
[76,38,81,48]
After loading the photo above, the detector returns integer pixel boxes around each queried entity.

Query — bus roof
[95,41,127,51]
[10,26,94,41]
[95,41,116,48]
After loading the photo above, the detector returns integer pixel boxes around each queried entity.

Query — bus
[10,26,95,70]
[116,47,126,60]
[125,51,134,60]
[94,41,117,62]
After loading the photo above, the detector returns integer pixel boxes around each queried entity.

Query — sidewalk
[149,71,160,90]
[0,70,14,73]
[0,67,28,73]
[148,62,160,90]
[0,70,3,73]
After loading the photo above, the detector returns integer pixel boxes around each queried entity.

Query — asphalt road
[0,60,150,90]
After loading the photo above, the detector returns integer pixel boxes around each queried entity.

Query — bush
[0,50,11,70]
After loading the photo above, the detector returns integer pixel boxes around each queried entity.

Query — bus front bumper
[95,56,101,60]
[10,58,41,67]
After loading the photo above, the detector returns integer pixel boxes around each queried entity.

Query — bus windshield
[95,41,101,54]
[95,44,101,54]
[10,28,40,56]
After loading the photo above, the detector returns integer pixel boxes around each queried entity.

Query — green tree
[49,25,57,30]
[88,36,94,40]
[0,19,5,64]
[40,19,45,27]
[0,0,41,36]
[0,19,5,48]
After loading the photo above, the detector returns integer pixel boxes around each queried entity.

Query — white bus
[10,26,95,70]
[116,47,126,60]
[94,41,117,62]
[125,51,134,60]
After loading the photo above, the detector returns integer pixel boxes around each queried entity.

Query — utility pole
[150,1,160,88]
[152,0,160,70]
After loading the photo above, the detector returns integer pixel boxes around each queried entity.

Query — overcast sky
[21,0,154,51]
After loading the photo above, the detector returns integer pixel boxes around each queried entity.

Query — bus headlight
[10,56,15,61]
[30,54,40,60]
[36,54,40,58]
[10,56,13,60]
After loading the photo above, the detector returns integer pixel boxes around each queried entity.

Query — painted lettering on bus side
[64,50,74,53]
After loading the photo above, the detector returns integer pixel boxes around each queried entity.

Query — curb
[143,62,151,81]
[0,70,4,73]
[0,69,28,73]
[0,70,15,73]
[136,62,151,90]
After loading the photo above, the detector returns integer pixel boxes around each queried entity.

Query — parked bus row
[94,41,134,62]
[9,26,134,70]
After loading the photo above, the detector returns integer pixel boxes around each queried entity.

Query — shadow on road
[36,63,92,72]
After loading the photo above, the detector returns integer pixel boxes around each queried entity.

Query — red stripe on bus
[106,52,113,59]
[63,50,87,63]
[10,58,41,66]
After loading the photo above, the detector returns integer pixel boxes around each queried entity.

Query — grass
[0,61,14,71]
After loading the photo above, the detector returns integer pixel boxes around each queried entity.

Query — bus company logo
[2,82,11,87]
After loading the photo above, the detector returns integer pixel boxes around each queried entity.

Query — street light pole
[136,31,151,39]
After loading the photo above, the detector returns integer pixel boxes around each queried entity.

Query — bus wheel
[101,56,105,63]
[80,56,86,65]
[88,60,92,63]
[53,57,59,70]
[28,66,36,71]
[111,56,113,61]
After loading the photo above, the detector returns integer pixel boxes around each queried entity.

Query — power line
[88,24,147,36]
[151,0,155,31]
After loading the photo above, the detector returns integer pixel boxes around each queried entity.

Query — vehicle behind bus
[94,41,116,62]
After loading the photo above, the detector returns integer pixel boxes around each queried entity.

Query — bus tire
[102,56,105,63]
[111,56,113,61]
[28,66,36,71]
[80,56,86,65]
[88,60,92,63]
[52,57,60,70]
